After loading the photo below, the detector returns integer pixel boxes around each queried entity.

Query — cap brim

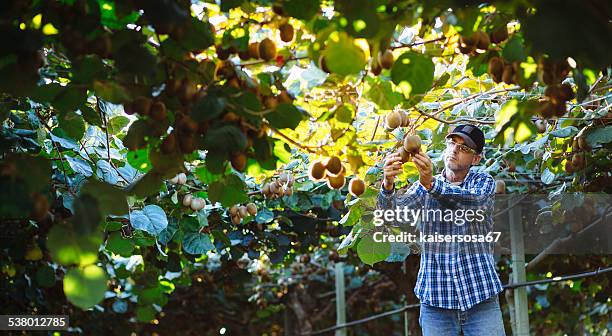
[446,132,478,152]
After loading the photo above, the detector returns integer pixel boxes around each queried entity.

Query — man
[377,124,506,336]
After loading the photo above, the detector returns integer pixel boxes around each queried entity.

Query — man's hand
[382,152,403,191]
[413,152,434,189]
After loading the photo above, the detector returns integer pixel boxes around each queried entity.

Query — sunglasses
[445,139,477,154]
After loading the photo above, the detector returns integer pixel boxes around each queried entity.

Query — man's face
[443,135,481,171]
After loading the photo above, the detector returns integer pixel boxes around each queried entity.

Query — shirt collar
[438,167,474,185]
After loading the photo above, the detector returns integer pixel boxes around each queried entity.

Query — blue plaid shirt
[377,168,503,311]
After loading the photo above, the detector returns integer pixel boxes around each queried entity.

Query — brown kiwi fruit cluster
[262,172,295,199]
[565,135,590,173]
[182,193,206,211]
[457,31,491,55]
[308,156,347,190]
[397,134,422,163]
[535,83,575,119]
[384,110,410,131]
[370,49,394,75]
[224,35,279,62]
[348,177,366,197]
[538,57,571,86]
[169,172,187,185]
[229,203,258,224]
[124,96,168,122]
[487,56,520,85]
[489,25,509,44]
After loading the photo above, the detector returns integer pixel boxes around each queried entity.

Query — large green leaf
[130,205,168,236]
[391,52,434,98]
[356,234,391,265]
[47,222,102,266]
[323,33,366,76]
[105,232,134,257]
[58,110,85,141]
[283,0,319,20]
[81,180,128,217]
[203,124,247,153]
[208,174,248,207]
[182,232,215,255]
[63,265,108,309]
[266,103,304,129]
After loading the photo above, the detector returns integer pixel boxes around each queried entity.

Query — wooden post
[335,262,347,336]
[509,195,530,335]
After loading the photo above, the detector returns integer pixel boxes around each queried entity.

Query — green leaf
[283,0,319,20]
[190,94,227,122]
[364,76,403,110]
[585,126,612,146]
[130,205,168,236]
[93,80,131,104]
[122,120,150,150]
[135,305,157,322]
[114,43,158,77]
[182,232,214,255]
[266,103,304,129]
[58,110,85,141]
[549,126,578,138]
[203,124,247,153]
[195,165,222,184]
[323,33,366,76]
[105,231,134,257]
[54,86,87,113]
[356,234,390,265]
[208,174,248,207]
[96,160,119,185]
[81,180,129,217]
[71,194,103,235]
[73,56,107,84]
[108,116,130,134]
[81,105,103,127]
[47,222,102,266]
[64,265,108,309]
[502,36,527,62]
[391,52,435,98]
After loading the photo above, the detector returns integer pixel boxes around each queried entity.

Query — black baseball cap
[445,124,485,154]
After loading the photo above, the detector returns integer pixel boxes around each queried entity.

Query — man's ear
[472,154,482,165]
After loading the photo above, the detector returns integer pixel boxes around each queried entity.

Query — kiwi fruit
[216,45,230,60]
[190,198,205,211]
[458,36,475,55]
[397,147,411,163]
[231,152,247,171]
[150,101,167,121]
[403,135,421,153]
[309,160,327,181]
[182,194,193,207]
[30,193,49,222]
[230,205,239,216]
[231,215,242,225]
[495,180,506,194]
[564,159,575,174]
[179,78,198,104]
[166,78,181,96]
[238,206,248,218]
[248,42,260,59]
[318,55,331,73]
[401,112,410,127]
[473,31,490,51]
[559,83,575,101]
[278,90,294,103]
[501,64,514,84]
[571,153,585,170]
[263,95,279,109]
[348,178,365,197]
[246,203,257,216]
[489,25,509,44]
[161,133,177,154]
[325,156,342,176]
[132,96,152,115]
[578,136,591,151]
[326,172,345,190]
[258,38,277,61]
[385,111,402,130]
[279,23,294,42]
[370,61,382,76]
[535,119,547,133]
[379,49,394,69]
[488,57,504,83]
